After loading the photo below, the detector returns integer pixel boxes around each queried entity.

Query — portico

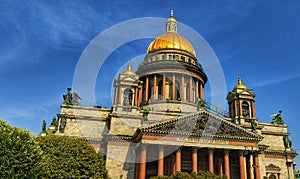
[133,111,262,179]
[136,145,261,179]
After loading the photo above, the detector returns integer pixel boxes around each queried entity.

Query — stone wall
[259,123,288,151]
[109,116,142,135]
[60,105,110,139]
[106,143,136,179]
[259,155,290,178]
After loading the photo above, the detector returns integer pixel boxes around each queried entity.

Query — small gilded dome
[122,64,136,75]
[234,75,247,89]
[167,16,177,22]
[146,32,196,57]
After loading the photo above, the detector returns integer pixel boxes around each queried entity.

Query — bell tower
[113,64,140,112]
[226,75,257,125]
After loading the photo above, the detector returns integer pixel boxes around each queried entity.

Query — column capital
[176,146,183,152]
[208,148,214,154]
[239,150,245,156]
[192,147,198,154]
[253,151,260,157]
[224,149,230,155]
[158,145,164,152]
[140,144,148,150]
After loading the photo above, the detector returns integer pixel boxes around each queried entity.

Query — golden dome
[146,32,196,57]
[146,10,196,57]
[122,64,136,75]
[234,75,247,89]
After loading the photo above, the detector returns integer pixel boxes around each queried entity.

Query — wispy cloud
[0,94,61,127]
[252,73,300,88]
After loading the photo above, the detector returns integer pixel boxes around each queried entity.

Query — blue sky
[1,0,300,167]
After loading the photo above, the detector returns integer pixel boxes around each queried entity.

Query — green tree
[36,135,109,179]
[0,119,42,178]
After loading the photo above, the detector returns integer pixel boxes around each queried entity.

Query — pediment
[119,74,139,81]
[228,87,255,95]
[138,111,262,142]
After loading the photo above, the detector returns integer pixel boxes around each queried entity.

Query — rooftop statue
[270,110,286,126]
[197,97,205,111]
[283,136,292,149]
[251,119,258,133]
[63,88,82,106]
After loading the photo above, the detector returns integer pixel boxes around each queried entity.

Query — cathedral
[48,12,297,179]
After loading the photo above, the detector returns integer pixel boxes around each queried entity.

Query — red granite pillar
[208,149,214,174]
[254,153,261,179]
[175,147,181,172]
[139,145,147,179]
[239,151,245,179]
[157,145,164,176]
[224,150,230,179]
[192,147,198,173]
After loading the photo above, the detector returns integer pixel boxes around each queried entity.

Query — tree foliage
[36,135,109,179]
[151,171,227,179]
[0,119,42,178]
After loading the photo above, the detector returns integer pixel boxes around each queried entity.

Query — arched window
[242,101,250,117]
[269,174,276,179]
[123,88,133,106]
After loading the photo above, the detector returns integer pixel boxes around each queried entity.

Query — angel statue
[63,88,82,106]
[270,110,286,126]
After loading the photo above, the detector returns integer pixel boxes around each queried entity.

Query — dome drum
[136,60,207,85]
[137,72,206,111]
[143,48,197,66]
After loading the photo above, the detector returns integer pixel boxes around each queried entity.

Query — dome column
[163,75,166,99]
[181,75,185,101]
[153,75,157,100]
[145,76,149,102]
[189,77,193,102]
[195,80,199,100]
[200,83,204,99]
[172,74,176,100]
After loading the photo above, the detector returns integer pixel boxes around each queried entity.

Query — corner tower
[227,75,257,125]
[136,11,207,121]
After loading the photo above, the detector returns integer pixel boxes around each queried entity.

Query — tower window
[123,88,133,107]
[242,101,250,117]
